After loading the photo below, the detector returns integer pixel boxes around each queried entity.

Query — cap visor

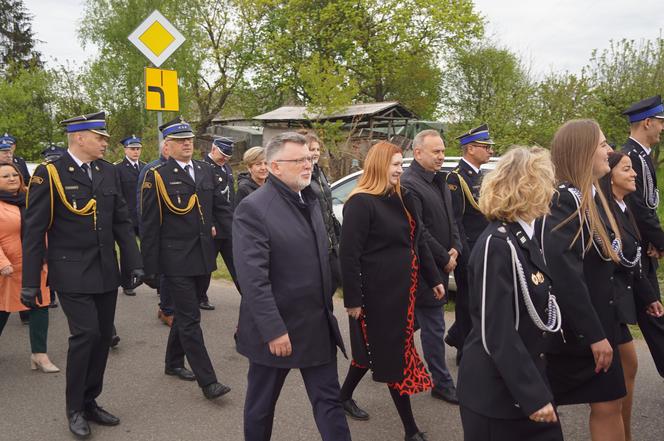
[166,132,195,139]
[91,129,110,137]
[476,139,495,145]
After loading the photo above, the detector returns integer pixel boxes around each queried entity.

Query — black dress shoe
[202,382,231,399]
[405,432,428,441]
[444,334,458,349]
[431,386,459,404]
[123,288,136,296]
[199,301,215,310]
[84,406,120,426]
[341,398,370,420]
[165,366,196,381]
[49,302,58,308]
[110,335,120,348]
[68,411,91,439]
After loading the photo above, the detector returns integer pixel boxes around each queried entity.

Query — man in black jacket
[199,136,239,303]
[445,124,494,363]
[20,111,144,439]
[140,116,233,399]
[401,129,462,404]
[233,132,350,441]
[114,135,146,296]
[621,95,664,377]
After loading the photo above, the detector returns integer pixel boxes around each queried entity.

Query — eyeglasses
[275,156,314,166]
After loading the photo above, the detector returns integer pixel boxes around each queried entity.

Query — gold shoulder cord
[153,169,204,224]
[45,163,97,229]
[450,170,481,212]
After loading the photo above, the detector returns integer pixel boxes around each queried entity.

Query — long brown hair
[348,141,413,222]
[0,162,27,193]
[551,119,620,261]
[349,141,403,198]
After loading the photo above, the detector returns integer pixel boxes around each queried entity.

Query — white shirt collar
[516,218,535,239]
[175,159,193,170]
[629,136,652,155]
[126,157,139,167]
[615,199,627,212]
[461,157,481,174]
[67,150,86,167]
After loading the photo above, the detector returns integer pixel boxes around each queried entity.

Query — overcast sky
[23,0,664,76]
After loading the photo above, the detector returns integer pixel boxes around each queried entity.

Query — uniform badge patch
[447,184,457,191]
[30,175,44,185]
[142,181,152,189]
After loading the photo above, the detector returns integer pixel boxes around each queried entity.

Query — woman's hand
[590,338,613,373]
[432,283,445,300]
[0,265,13,277]
[529,402,557,423]
[346,307,362,320]
[646,301,664,318]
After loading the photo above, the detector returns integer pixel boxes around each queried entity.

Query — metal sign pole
[157,111,163,144]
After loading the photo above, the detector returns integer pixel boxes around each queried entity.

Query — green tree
[0,0,42,74]
[250,0,484,119]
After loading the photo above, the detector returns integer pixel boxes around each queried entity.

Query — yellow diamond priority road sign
[128,10,185,67]
[145,68,179,112]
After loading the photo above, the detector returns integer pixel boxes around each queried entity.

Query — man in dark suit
[401,129,462,404]
[621,95,664,378]
[114,135,146,296]
[445,124,494,363]
[233,132,351,441]
[198,136,239,308]
[140,116,233,399]
[1,132,30,183]
[20,111,144,439]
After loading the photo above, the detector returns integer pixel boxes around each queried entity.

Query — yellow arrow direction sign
[145,68,179,111]
[129,10,185,67]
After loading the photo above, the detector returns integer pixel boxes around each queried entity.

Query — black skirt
[460,406,563,441]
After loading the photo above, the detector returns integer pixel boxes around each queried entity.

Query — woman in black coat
[339,141,445,441]
[598,151,664,441]
[539,119,626,441]
[457,147,563,441]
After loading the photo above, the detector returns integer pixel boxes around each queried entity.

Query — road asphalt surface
[1,279,663,441]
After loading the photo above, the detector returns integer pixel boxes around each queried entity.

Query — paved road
[1,280,663,441]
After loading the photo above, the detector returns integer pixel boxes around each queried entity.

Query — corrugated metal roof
[253,101,406,121]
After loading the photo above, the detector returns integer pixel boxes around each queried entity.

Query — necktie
[81,163,92,181]
[184,164,194,181]
[134,163,139,172]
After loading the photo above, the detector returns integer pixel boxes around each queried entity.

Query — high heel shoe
[30,354,60,373]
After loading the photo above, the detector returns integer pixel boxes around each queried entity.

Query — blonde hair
[551,119,619,261]
[243,146,265,166]
[479,146,555,222]
[348,141,403,199]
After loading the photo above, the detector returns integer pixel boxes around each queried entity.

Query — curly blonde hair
[479,146,555,222]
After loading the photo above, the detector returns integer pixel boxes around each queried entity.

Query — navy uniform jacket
[457,221,555,419]
[140,157,233,277]
[233,176,346,369]
[446,158,489,255]
[401,159,461,306]
[203,154,235,207]
[13,156,30,184]
[613,202,658,324]
[622,137,664,251]
[22,152,142,293]
[136,155,167,235]
[114,157,146,229]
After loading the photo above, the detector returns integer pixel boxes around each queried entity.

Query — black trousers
[447,257,471,351]
[244,360,351,441]
[460,406,563,441]
[58,290,117,413]
[164,274,217,387]
[637,265,664,377]
[198,238,240,304]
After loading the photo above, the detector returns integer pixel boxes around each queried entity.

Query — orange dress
[0,200,49,312]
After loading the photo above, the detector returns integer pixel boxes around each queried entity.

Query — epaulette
[114,159,123,165]
[492,222,509,239]
[151,162,166,170]
[97,158,113,165]
[42,155,63,165]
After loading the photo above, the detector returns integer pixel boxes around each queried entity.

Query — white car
[330,156,498,292]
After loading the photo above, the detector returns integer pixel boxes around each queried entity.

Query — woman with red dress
[339,141,445,441]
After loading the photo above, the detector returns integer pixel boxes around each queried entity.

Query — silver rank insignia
[497,226,507,233]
